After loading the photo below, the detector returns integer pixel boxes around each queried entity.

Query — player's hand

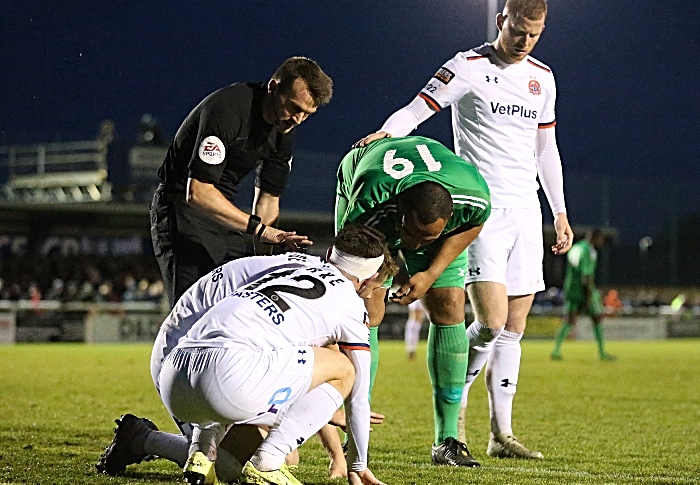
[330,408,385,431]
[389,272,434,305]
[258,226,313,251]
[352,131,392,149]
[348,468,386,485]
[552,213,573,255]
[329,455,348,479]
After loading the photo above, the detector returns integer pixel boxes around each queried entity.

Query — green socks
[368,326,379,403]
[427,321,468,445]
[593,323,606,358]
[552,322,572,356]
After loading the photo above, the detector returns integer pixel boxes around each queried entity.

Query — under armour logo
[501,378,517,388]
[486,76,498,83]
[468,267,481,276]
[298,349,307,364]
[296,437,305,446]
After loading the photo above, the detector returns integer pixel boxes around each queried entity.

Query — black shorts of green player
[335,135,492,460]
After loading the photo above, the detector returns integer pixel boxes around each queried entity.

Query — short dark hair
[397,181,453,225]
[504,0,548,21]
[272,57,333,106]
[335,224,399,280]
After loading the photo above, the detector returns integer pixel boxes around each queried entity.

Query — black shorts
[150,186,246,307]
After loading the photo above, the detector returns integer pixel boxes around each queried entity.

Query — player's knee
[425,289,465,324]
[435,386,462,404]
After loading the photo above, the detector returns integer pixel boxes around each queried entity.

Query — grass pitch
[1,339,698,484]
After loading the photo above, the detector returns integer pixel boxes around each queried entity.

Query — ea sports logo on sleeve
[198,136,226,165]
[528,79,542,95]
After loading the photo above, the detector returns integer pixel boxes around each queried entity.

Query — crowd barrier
[2,300,699,344]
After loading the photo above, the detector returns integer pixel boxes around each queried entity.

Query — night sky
[2,0,700,242]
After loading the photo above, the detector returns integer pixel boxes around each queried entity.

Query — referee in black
[151,57,333,307]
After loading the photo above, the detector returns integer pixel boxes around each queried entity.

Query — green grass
[1,339,699,484]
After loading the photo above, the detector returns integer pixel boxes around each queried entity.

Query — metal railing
[0,141,111,202]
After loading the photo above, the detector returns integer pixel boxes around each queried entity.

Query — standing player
[355,0,573,460]
[158,224,393,485]
[151,56,332,308]
[336,135,491,467]
[404,300,427,360]
[552,229,616,361]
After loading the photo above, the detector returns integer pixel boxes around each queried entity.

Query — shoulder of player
[201,82,257,118]
[525,56,555,78]
[438,44,492,77]
[451,44,492,63]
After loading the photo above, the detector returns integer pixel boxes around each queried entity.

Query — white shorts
[465,207,545,296]
[158,345,315,428]
[150,327,178,394]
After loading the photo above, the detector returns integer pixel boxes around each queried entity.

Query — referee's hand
[258,226,312,251]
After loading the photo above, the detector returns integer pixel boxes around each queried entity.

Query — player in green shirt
[551,228,616,360]
[336,135,491,467]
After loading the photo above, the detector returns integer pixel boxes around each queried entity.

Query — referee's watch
[246,214,262,235]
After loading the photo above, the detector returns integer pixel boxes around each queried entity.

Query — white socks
[251,383,344,472]
[404,317,422,354]
[143,431,189,467]
[485,329,522,436]
[461,320,503,407]
[189,423,228,460]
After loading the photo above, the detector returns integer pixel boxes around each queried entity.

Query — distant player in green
[552,229,616,361]
[336,135,491,467]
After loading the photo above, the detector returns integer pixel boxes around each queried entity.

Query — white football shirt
[419,43,557,209]
[177,262,370,352]
[162,252,317,341]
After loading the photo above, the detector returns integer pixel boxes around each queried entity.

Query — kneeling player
[99,225,396,484]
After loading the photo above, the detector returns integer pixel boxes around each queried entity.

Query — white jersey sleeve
[418,53,473,111]
[380,96,435,137]
[538,74,557,127]
[536,126,566,215]
[337,306,371,471]
[343,348,371,472]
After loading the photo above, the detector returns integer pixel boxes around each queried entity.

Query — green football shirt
[335,136,491,250]
[563,239,598,302]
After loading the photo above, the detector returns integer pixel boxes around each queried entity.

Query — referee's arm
[186,177,251,232]
[186,178,310,248]
[252,188,281,255]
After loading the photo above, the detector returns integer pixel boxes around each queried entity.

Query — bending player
[355,0,573,460]
[158,224,393,485]
[336,135,491,467]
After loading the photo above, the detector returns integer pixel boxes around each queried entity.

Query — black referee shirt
[157,82,295,202]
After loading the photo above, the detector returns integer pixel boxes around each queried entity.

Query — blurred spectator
[603,289,623,315]
[121,275,138,302]
[137,113,166,146]
[0,251,161,302]
[45,278,65,301]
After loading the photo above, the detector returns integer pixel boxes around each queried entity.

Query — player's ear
[496,13,506,31]
[267,79,279,94]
